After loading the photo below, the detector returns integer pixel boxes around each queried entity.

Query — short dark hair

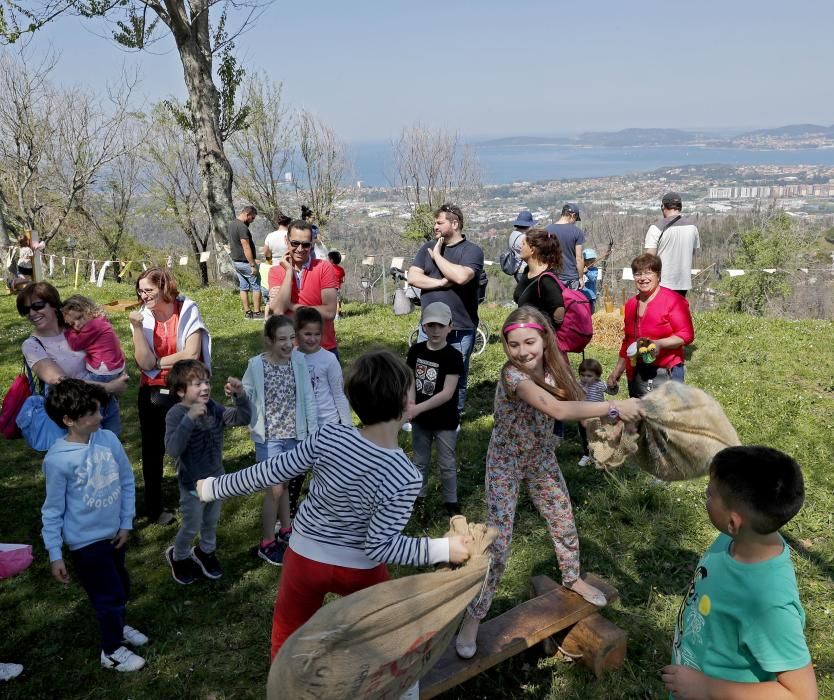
[710,446,805,535]
[344,350,411,426]
[45,378,108,427]
[240,205,257,217]
[264,314,294,343]
[433,203,464,229]
[167,359,211,395]
[631,253,662,276]
[327,250,342,265]
[578,358,603,377]
[288,220,314,238]
[277,214,293,228]
[17,282,65,327]
[294,306,323,331]
[525,228,564,271]
[301,205,314,220]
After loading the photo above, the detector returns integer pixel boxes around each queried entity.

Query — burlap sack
[587,382,740,481]
[267,516,496,699]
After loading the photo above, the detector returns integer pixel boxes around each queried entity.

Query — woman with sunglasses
[128,267,212,526]
[267,219,340,361]
[606,253,695,398]
[18,282,128,434]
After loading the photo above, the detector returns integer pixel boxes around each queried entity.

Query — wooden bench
[420,574,624,698]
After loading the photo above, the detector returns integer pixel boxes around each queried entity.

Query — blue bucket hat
[512,210,535,228]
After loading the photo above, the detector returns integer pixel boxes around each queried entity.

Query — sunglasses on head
[19,300,48,316]
[289,240,312,249]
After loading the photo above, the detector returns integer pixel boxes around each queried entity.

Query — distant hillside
[477,124,834,149]
[740,124,834,138]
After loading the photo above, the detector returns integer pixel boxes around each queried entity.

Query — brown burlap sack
[267,516,496,699]
[587,382,740,481]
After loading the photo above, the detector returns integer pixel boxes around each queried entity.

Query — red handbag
[0,373,33,439]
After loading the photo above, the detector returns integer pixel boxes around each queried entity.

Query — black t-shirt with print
[406,342,464,430]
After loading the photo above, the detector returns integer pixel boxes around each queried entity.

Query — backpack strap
[655,215,682,249]
[23,336,47,396]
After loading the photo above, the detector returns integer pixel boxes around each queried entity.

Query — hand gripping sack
[267,516,497,699]
[537,272,593,353]
[586,382,740,480]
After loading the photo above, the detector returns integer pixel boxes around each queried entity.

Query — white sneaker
[122,625,149,647]
[455,613,480,659]
[101,646,146,672]
[0,663,23,681]
[578,455,593,467]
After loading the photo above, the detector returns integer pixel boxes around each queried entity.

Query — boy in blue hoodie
[42,379,146,672]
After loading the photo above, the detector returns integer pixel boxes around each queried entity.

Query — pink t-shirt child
[65,316,126,377]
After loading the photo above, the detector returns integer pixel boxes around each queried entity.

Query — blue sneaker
[258,539,286,566]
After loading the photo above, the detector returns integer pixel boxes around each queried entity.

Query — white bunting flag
[800,268,809,273]
[48,255,55,277]
[178,256,188,266]
[390,257,404,269]
[622,267,634,280]
[89,261,97,283]
[762,269,777,274]
[199,250,211,262]
[727,269,745,277]
[97,261,111,287]
[484,260,494,266]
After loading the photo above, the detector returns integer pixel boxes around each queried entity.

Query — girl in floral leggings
[455,306,643,659]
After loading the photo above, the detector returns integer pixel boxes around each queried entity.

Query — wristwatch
[607,403,620,422]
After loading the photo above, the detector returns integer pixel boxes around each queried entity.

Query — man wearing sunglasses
[267,220,341,359]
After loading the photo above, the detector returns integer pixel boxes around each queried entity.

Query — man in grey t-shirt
[227,205,263,319]
[644,192,700,297]
[544,203,585,289]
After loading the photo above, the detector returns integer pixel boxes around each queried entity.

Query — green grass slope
[1,282,832,699]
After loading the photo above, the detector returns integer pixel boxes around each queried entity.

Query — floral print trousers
[467,461,580,620]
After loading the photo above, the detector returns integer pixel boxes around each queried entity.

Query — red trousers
[270,546,390,659]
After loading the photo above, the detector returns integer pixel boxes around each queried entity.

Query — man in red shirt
[268,220,340,359]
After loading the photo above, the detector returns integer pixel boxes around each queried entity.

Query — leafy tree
[719,210,810,314]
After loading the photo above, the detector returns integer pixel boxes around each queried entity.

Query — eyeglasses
[19,300,48,316]
[137,288,157,298]
[633,271,658,280]
[288,240,312,249]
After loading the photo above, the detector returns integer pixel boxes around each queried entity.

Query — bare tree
[144,104,213,285]
[294,110,351,234]
[1,1,272,275]
[391,124,481,240]
[0,51,138,246]
[228,73,294,228]
[74,123,146,281]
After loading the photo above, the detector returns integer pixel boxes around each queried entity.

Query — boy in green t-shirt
[662,446,818,700]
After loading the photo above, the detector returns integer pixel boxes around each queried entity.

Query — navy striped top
[208,423,431,567]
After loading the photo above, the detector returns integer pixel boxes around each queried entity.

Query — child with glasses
[163,360,251,584]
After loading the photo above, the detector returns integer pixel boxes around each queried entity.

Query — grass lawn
[1,280,833,699]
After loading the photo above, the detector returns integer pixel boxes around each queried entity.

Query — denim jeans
[411,423,458,502]
[233,260,263,293]
[417,327,475,415]
[71,539,130,654]
[174,483,223,560]
[255,438,303,517]
[83,371,122,436]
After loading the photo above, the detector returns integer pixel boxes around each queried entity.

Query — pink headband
[503,322,546,335]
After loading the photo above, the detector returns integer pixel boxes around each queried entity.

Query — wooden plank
[420,577,608,699]
[102,299,141,312]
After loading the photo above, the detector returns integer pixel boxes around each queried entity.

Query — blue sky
[28,0,834,141]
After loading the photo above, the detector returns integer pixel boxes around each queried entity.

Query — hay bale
[591,311,624,351]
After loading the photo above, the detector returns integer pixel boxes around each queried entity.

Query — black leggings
[137,385,173,519]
